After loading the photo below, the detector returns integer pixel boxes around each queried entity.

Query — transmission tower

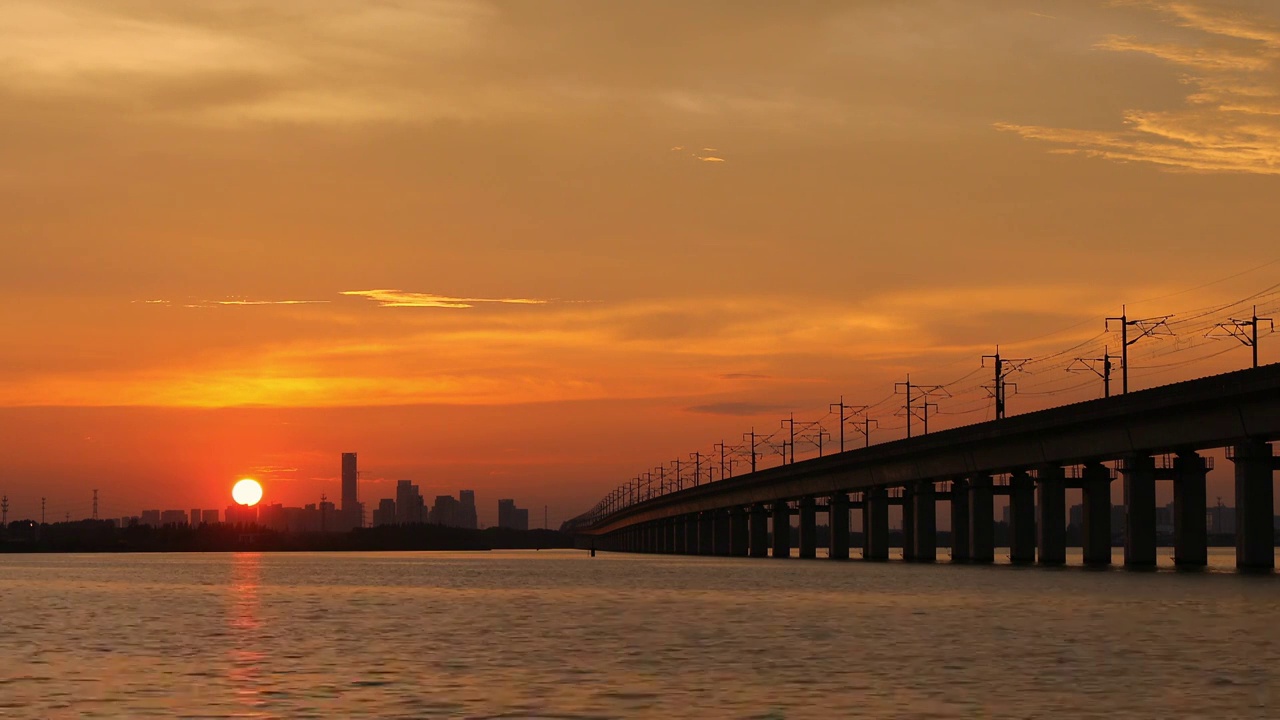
[804,425,833,456]
[1207,305,1273,369]
[92,489,99,520]
[2,495,8,526]
[853,417,878,448]
[780,413,797,464]
[1106,305,1174,394]
[690,451,704,488]
[829,396,868,452]
[1068,346,1116,398]
[895,375,948,437]
[742,428,760,473]
[982,347,1028,419]
[41,497,46,525]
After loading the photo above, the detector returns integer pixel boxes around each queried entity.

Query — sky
[2,0,1279,526]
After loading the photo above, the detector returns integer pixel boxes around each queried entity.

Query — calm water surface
[1,549,1278,718]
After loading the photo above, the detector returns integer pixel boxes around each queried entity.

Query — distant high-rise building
[320,500,336,532]
[459,490,478,529]
[497,499,529,531]
[373,499,396,526]
[190,508,202,526]
[396,480,424,525]
[201,509,220,525]
[140,509,161,527]
[160,510,188,526]
[341,452,359,514]
[430,495,461,526]
[225,504,258,525]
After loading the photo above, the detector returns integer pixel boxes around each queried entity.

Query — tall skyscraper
[341,452,358,512]
[459,490,478,529]
[395,480,424,525]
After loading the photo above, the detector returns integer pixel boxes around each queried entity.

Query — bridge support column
[950,479,970,562]
[901,485,917,562]
[1173,450,1208,568]
[749,504,769,558]
[684,514,698,555]
[798,497,817,559]
[1081,462,1112,566]
[1122,454,1157,568]
[1009,471,1036,564]
[1230,440,1275,571]
[730,507,749,557]
[863,488,889,561]
[669,519,680,554]
[913,482,936,562]
[968,474,994,563]
[1036,465,1066,566]
[698,512,714,555]
[771,501,791,558]
[713,509,731,556]
[828,494,850,560]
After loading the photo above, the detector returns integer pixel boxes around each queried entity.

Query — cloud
[685,401,790,416]
[136,298,330,307]
[998,1,1280,175]
[341,289,550,309]
[699,156,726,162]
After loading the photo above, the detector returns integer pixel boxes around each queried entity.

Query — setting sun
[232,478,263,506]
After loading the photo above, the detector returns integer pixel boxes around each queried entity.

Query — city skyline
[2,1,1280,526]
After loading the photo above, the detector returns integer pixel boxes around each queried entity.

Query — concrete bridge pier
[730,507,750,557]
[914,482,937,562]
[1036,465,1067,566]
[798,497,817,559]
[658,520,669,554]
[749,504,770,558]
[697,512,714,555]
[772,501,791,558]
[713,510,731,556]
[1230,440,1276,570]
[901,485,917,562]
[1122,454,1157,568]
[969,474,994,563]
[1081,462,1113,566]
[950,479,970,562]
[1173,450,1208,567]
[829,494,850,560]
[669,518,681,554]
[684,514,699,555]
[1008,471,1036,564]
[863,488,889,561]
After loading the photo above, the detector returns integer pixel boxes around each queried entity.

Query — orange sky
[2,0,1278,526]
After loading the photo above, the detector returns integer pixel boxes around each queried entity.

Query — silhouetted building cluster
[101,452,537,536]
[373,484,479,529]
[498,499,529,531]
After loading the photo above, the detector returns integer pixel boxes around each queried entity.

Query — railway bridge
[566,365,1280,569]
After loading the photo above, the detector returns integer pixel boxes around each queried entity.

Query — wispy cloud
[998,1,1280,175]
[341,289,549,309]
[671,144,727,163]
[686,401,789,416]
[135,298,329,307]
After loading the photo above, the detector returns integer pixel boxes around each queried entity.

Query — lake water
[1,549,1277,718]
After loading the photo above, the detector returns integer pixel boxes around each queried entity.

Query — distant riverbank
[0,519,574,553]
